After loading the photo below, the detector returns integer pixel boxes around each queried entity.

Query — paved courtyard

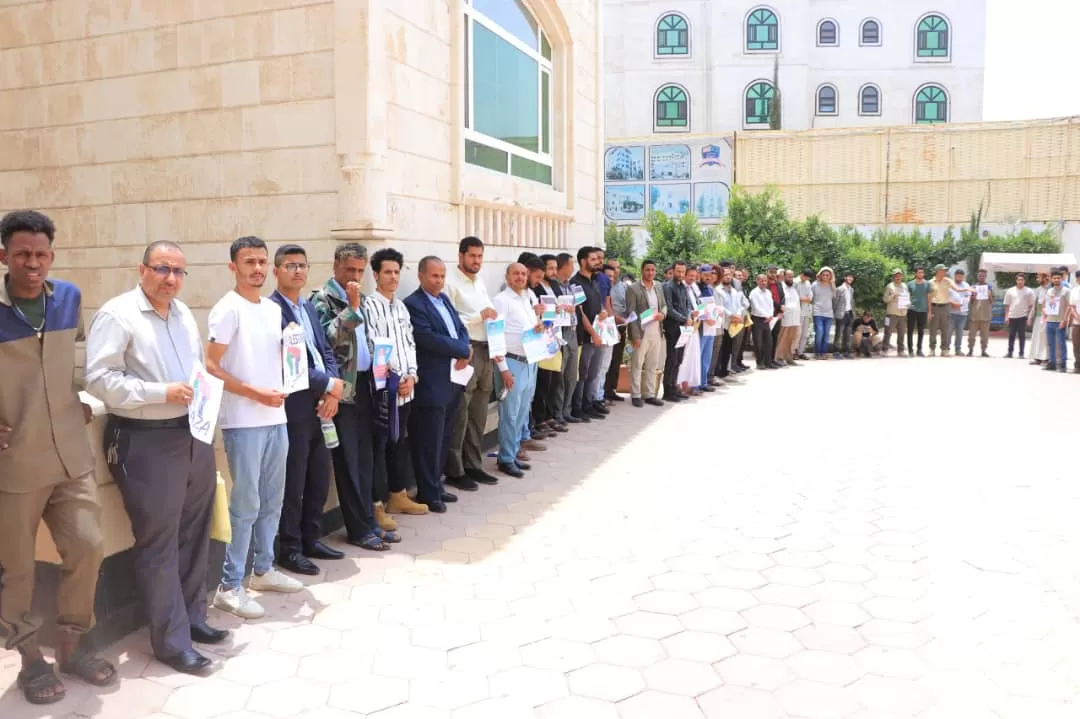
[4,340,1080,719]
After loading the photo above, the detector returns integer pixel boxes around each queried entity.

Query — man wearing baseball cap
[882,269,909,355]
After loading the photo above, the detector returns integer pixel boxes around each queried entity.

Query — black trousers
[717,330,734,377]
[280,392,332,552]
[604,326,626,395]
[662,323,685,392]
[907,310,927,353]
[330,377,378,541]
[1008,317,1028,355]
[834,311,853,354]
[105,420,215,659]
[770,320,782,361]
[732,327,746,367]
[533,368,557,423]
[374,402,414,503]
[409,392,461,504]
[751,317,773,367]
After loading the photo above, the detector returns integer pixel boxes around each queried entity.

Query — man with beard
[570,246,610,420]
[662,261,696,400]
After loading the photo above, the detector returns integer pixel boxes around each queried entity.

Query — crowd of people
[2,206,1077,705]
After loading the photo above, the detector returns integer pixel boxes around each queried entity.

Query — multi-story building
[605,0,987,136]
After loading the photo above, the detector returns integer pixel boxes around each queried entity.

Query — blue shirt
[596,272,612,301]
[282,295,325,372]
[426,290,458,340]
[329,279,372,371]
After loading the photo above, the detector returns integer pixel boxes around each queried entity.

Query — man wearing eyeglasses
[85,240,226,676]
[269,245,345,575]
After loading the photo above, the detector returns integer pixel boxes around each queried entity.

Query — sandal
[355,534,391,552]
[58,647,118,687]
[375,527,402,544]
[17,659,66,705]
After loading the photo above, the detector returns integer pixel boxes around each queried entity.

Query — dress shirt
[329,279,372,371]
[425,290,458,339]
[282,294,325,372]
[610,279,628,317]
[85,287,201,420]
[492,286,537,356]
[446,266,495,342]
[362,292,418,405]
[717,285,739,328]
[781,283,801,326]
[749,287,775,318]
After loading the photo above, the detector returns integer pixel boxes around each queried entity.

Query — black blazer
[663,279,693,325]
[403,288,470,407]
[270,291,340,412]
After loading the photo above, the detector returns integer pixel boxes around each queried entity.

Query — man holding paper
[492,263,542,478]
[749,274,780,369]
[207,236,302,621]
[882,269,909,356]
[626,259,667,407]
[966,269,993,357]
[86,240,226,675]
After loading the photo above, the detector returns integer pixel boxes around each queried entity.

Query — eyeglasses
[148,265,188,278]
[283,262,309,273]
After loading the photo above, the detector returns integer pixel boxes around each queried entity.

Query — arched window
[746,8,779,51]
[817,19,838,47]
[859,84,881,115]
[816,84,837,115]
[655,85,689,130]
[464,0,554,185]
[656,13,690,56]
[914,84,948,124]
[916,14,950,59]
[744,81,775,126]
[860,19,881,46]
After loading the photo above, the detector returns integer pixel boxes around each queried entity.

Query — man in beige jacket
[625,259,668,407]
[882,269,910,355]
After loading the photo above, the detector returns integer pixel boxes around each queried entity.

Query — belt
[932,302,950,306]
[109,414,189,430]
[506,352,528,363]
[470,340,488,346]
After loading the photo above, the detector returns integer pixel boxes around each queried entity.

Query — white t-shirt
[207,291,287,430]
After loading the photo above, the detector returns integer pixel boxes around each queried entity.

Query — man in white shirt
[206,236,302,621]
[444,236,500,487]
[1004,273,1036,358]
[795,269,814,359]
[1068,270,1080,371]
[777,270,802,364]
[947,269,971,356]
[491,263,543,478]
[749,274,779,369]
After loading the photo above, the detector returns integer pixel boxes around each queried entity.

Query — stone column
[333,0,393,240]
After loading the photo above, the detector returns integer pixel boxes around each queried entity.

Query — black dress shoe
[191,622,229,645]
[591,403,610,415]
[160,648,212,675]
[585,408,607,419]
[497,462,524,478]
[446,475,480,491]
[515,461,531,470]
[304,541,344,560]
[632,398,644,407]
[465,468,499,485]
[551,423,569,433]
[645,397,665,407]
[441,491,458,502]
[563,415,582,424]
[701,386,716,392]
[426,500,447,513]
[278,551,319,576]
[664,392,682,402]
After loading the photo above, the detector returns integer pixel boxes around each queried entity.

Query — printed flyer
[372,338,394,390]
[486,318,507,357]
[188,364,224,445]
[281,323,309,394]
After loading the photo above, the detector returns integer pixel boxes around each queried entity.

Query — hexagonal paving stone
[633,590,699,615]
[862,596,931,623]
[547,613,618,643]
[592,635,666,668]
[479,616,550,646]
[369,704,452,719]
[613,611,684,639]
[246,677,331,718]
[221,651,299,686]
[762,566,824,587]
[708,569,768,590]
[803,600,872,628]
[661,630,737,663]
[489,666,569,707]
[568,663,646,702]
[296,649,374,684]
[536,696,620,719]
[729,627,803,658]
[794,623,868,654]
[447,641,522,674]
[71,677,172,719]
[677,607,747,635]
[617,690,705,719]
[720,551,775,571]
[451,697,535,719]
[409,670,490,710]
[328,676,410,714]
[741,604,811,631]
[651,571,710,592]
[714,653,794,691]
[520,638,595,672]
[695,587,758,611]
[859,618,932,649]
[787,650,864,686]
[643,659,722,697]
[850,675,932,715]
[854,645,929,680]
[375,645,449,680]
[411,622,482,651]
[163,678,251,719]
[697,685,787,718]
[752,583,817,608]
[775,679,862,719]
[269,624,341,657]
[819,563,876,583]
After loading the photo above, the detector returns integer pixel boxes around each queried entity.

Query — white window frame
[859,18,882,47]
[913,12,952,64]
[815,83,838,116]
[654,11,692,60]
[913,83,950,124]
[816,18,839,47]
[858,83,882,116]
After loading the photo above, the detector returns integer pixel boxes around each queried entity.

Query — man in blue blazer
[404,256,471,513]
[270,244,345,574]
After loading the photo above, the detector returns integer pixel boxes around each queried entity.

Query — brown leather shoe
[517,450,531,462]
[522,439,547,452]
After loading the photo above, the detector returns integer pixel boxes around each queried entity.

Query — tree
[768,55,782,130]
[603,223,637,269]
[643,211,719,268]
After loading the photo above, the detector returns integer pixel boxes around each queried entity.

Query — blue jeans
[1046,321,1068,368]
[699,334,715,387]
[221,424,289,590]
[949,314,967,354]
[498,358,537,465]
[813,316,833,355]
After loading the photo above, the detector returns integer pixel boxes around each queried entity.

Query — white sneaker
[214,586,265,619]
[248,567,304,594]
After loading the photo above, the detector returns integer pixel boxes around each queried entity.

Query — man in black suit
[662,260,695,401]
[269,244,345,574]
[404,256,471,513]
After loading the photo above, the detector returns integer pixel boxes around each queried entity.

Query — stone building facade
[0,0,602,565]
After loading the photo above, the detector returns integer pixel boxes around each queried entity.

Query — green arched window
[746,8,779,51]
[914,85,948,124]
[916,14,949,58]
[655,85,689,129]
[656,14,689,56]
[745,82,775,126]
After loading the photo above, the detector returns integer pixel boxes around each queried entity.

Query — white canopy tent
[978,252,1077,274]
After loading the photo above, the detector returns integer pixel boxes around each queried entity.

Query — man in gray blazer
[625,259,668,407]
[661,261,695,401]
